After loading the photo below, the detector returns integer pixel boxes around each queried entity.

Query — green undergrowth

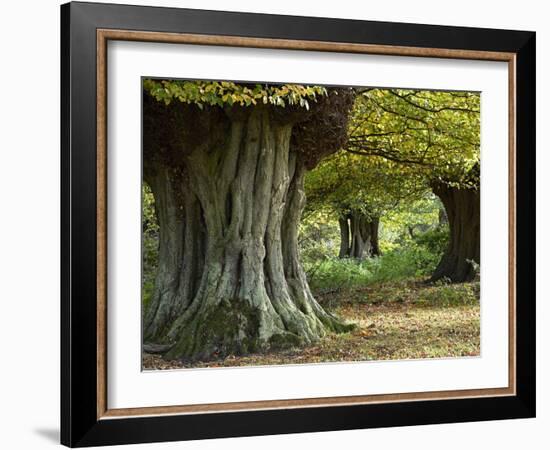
[305,243,443,294]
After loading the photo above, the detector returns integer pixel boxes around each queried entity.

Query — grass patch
[305,241,444,294]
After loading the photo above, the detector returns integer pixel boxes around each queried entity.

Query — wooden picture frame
[61,1,535,447]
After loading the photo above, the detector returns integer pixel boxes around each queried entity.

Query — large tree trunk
[338,210,380,259]
[145,108,350,362]
[430,183,480,283]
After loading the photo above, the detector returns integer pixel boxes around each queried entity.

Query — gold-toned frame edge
[96,28,517,420]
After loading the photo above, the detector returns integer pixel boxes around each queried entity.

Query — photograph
[141,79,481,369]
[54,1,536,447]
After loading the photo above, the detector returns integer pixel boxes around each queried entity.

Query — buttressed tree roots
[143,87,355,362]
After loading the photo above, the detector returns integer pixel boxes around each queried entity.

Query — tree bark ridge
[144,108,351,362]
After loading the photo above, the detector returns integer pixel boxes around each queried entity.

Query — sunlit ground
[143,278,480,370]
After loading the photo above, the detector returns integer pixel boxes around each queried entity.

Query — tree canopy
[305,88,480,215]
[346,89,480,188]
[143,79,328,109]
[305,151,428,220]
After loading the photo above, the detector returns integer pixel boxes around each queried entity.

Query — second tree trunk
[431,183,480,283]
[338,210,380,259]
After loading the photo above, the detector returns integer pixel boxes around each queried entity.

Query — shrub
[413,227,449,256]
[142,184,158,308]
[415,281,480,307]
[304,226,449,293]
[305,258,378,293]
[306,247,437,293]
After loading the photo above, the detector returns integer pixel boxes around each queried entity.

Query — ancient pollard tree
[142,81,354,361]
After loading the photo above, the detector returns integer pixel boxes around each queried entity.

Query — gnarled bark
[282,159,352,333]
[338,210,380,259]
[142,164,204,342]
[430,183,480,283]
[143,108,351,362]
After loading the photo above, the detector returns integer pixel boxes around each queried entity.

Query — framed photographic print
[60,1,536,447]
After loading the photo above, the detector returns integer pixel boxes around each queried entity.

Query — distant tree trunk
[370,218,381,256]
[338,215,350,258]
[338,210,380,259]
[438,206,448,227]
[431,183,480,283]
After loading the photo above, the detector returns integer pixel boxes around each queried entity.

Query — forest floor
[142,278,480,370]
